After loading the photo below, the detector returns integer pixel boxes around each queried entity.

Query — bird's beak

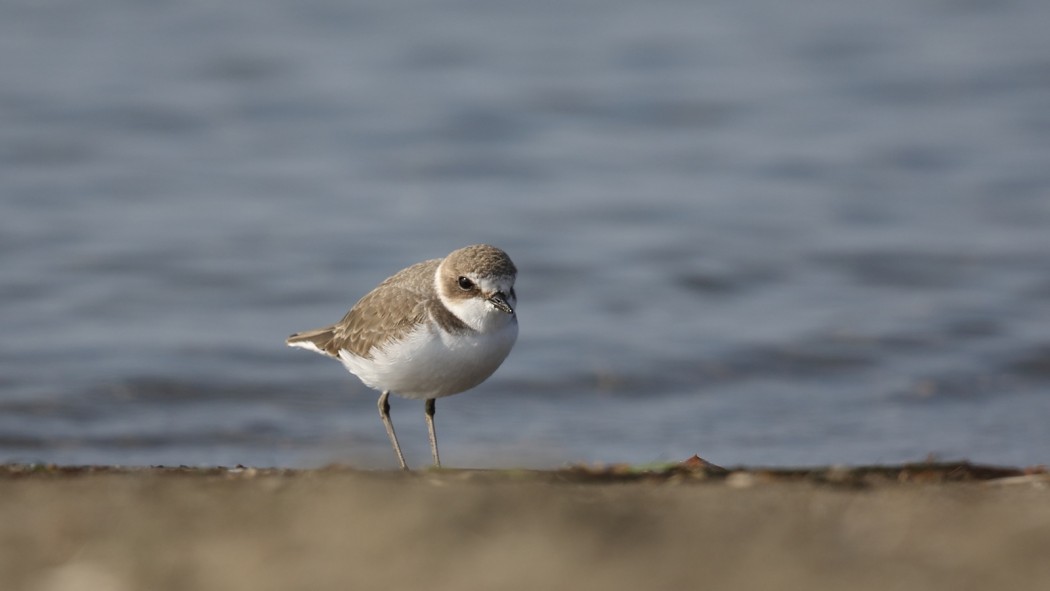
[487,292,514,314]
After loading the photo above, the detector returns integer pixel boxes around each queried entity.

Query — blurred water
[2,0,1049,468]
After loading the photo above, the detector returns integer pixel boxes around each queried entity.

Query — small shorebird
[286,244,518,470]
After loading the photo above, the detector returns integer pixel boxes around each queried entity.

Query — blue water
[3,0,1050,469]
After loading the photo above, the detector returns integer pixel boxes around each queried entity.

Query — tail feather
[286,326,338,357]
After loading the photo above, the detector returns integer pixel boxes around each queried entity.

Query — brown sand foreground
[1,462,1049,591]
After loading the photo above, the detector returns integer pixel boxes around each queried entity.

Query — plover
[286,244,518,470]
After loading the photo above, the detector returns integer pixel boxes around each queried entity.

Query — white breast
[338,315,518,399]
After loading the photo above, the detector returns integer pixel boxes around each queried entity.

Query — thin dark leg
[425,398,441,468]
[377,390,408,470]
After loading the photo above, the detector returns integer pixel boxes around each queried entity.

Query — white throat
[434,269,516,334]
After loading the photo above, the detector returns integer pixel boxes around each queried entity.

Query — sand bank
[2,463,1048,591]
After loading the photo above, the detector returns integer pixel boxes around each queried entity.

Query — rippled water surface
[3,0,1050,468]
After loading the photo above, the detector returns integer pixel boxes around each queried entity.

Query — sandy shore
[2,463,1048,591]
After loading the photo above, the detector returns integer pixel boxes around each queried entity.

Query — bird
[286,244,518,470]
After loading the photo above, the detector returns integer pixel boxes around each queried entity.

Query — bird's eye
[457,276,475,290]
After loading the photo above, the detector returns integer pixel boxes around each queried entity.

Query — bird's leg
[425,398,441,468]
[377,391,408,470]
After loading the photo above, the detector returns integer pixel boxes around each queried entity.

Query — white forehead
[473,274,515,294]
